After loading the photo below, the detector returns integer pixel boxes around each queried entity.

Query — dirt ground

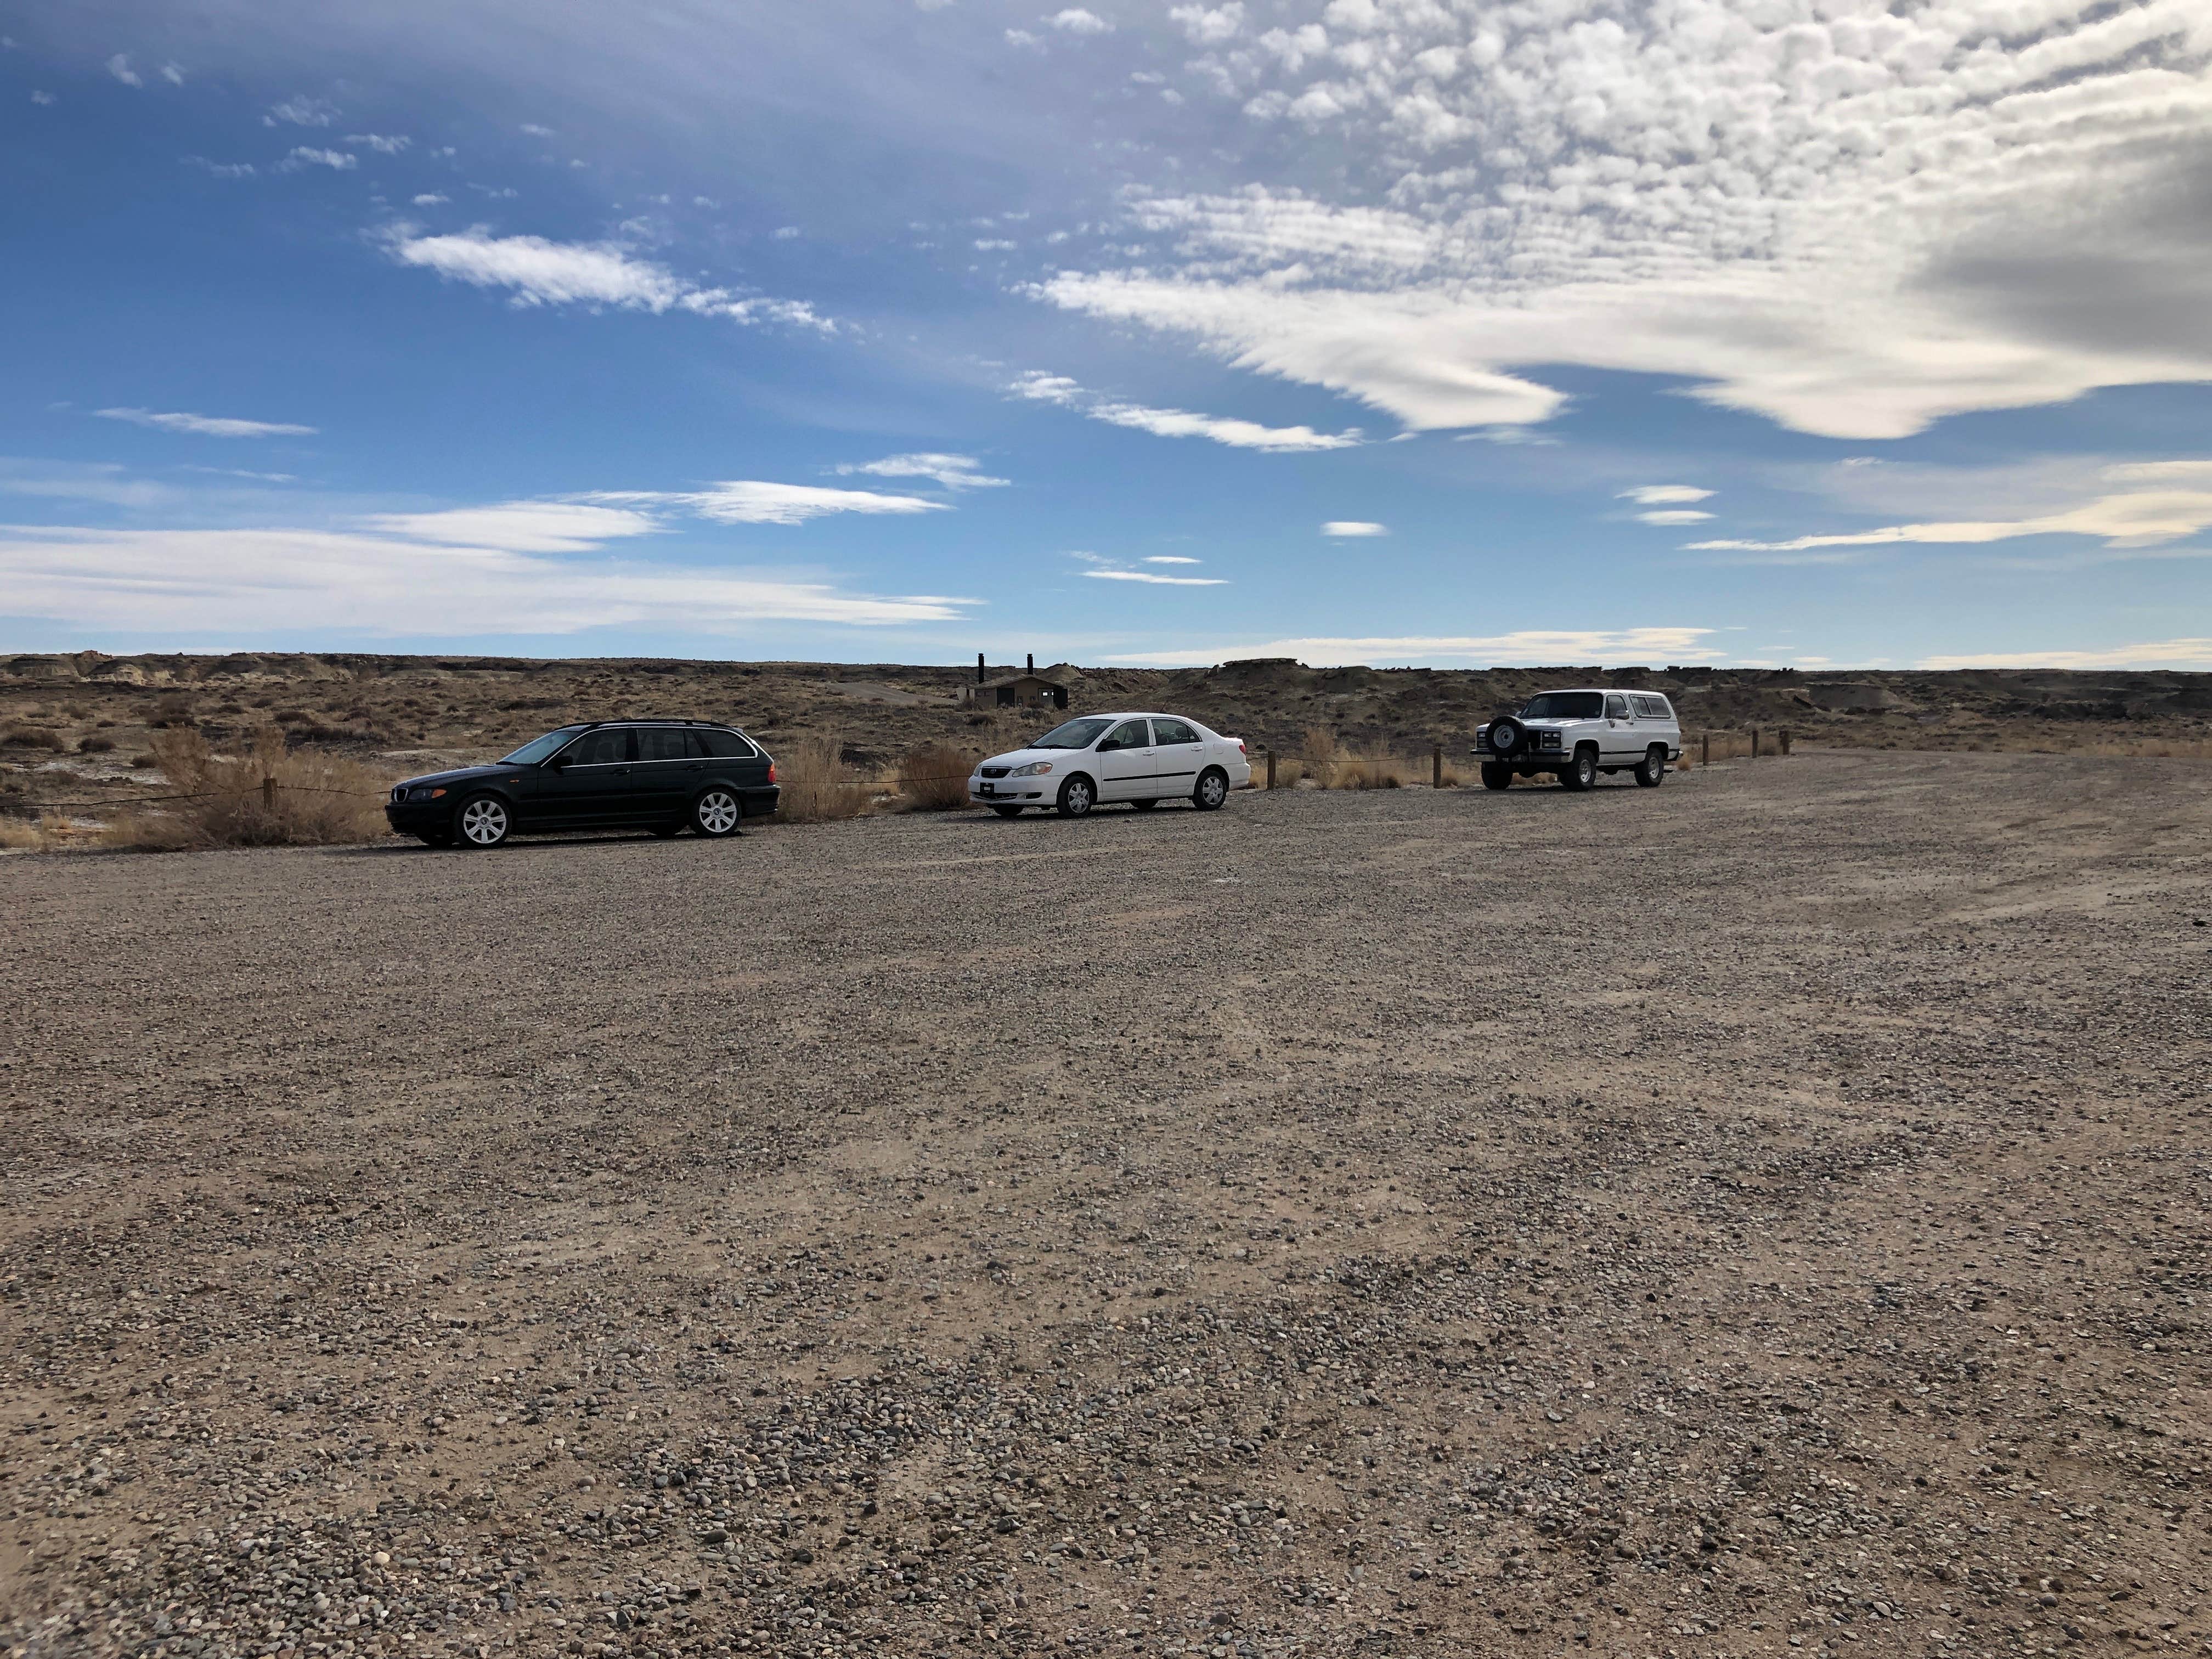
[3,752,2208,1659]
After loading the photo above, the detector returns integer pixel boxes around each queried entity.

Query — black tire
[417,831,453,848]
[1559,747,1598,792]
[1130,798,1159,811]
[1480,764,1513,792]
[1635,746,1668,787]
[992,805,1022,818]
[453,794,512,848]
[1192,768,1229,811]
[1056,774,1096,818]
[650,823,682,838]
[692,787,743,838]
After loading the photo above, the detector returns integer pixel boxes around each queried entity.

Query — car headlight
[410,786,448,801]
[1010,761,1053,776]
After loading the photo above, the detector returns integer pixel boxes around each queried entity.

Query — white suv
[970,712,1252,817]
[1474,689,1681,792]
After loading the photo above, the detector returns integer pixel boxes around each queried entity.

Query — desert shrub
[77,735,115,754]
[770,733,874,822]
[0,816,47,851]
[2,725,65,751]
[898,741,978,811]
[150,693,193,727]
[130,755,159,769]
[1299,726,1406,788]
[102,725,394,850]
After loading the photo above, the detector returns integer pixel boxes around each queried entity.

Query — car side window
[698,728,756,759]
[1634,695,1669,719]
[636,727,691,763]
[1153,718,1198,745]
[1605,695,1629,719]
[1103,719,1150,750]
[568,728,631,766]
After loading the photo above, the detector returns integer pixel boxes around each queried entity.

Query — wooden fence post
[1751,728,1761,759]
[1701,731,1711,766]
[262,775,275,812]
[1781,728,1792,757]
[1266,748,1276,790]
[1432,745,1442,788]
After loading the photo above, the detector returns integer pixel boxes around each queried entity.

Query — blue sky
[5,0,2211,670]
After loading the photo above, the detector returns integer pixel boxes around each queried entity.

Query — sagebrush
[100,726,394,851]
[770,733,875,822]
[897,741,977,811]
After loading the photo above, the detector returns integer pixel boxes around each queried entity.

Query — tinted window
[698,727,757,759]
[501,726,585,765]
[1605,695,1629,718]
[1103,719,1151,750]
[1153,718,1199,744]
[636,726,695,763]
[567,728,633,766]
[1031,716,1114,749]
[1634,695,1670,719]
[1522,692,1603,719]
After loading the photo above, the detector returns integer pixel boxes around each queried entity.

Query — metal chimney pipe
[977,652,985,685]
[1026,652,1035,673]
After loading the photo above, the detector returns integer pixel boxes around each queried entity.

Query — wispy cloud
[1637,510,1713,526]
[590,481,948,527]
[345,133,411,155]
[382,229,832,332]
[1621,485,1714,505]
[96,408,318,438]
[1047,8,1113,33]
[1085,569,1226,585]
[105,54,141,87]
[283,147,357,172]
[1143,555,1200,564]
[266,95,336,127]
[1013,371,1361,452]
[1321,521,1386,537]
[1107,629,1714,667]
[1919,640,2212,670]
[833,453,1009,490]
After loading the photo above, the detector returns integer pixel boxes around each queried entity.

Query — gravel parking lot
[4,752,2208,1659]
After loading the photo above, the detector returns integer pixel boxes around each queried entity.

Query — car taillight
[767,763,778,785]
[1236,740,1246,754]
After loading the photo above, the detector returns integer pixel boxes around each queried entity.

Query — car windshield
[500,727,586,765]
[1028,716,1114,750]
[1521,692,1604,720]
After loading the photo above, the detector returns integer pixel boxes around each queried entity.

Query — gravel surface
[4,751,2209,1659]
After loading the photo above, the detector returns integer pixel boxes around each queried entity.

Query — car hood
[979,747,1073,769]
[392,762,527,792]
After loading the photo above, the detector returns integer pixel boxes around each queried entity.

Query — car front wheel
[1480,763,1513,791]
[1192,768,1229,810]
[692,788,743,838]
[1559,747,1599,792]
[1635,746,1668,787]
[1056,775,1096,818]
[454,794,512,848]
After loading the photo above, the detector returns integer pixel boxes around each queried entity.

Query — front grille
[980,766,1010,779]
[391,786,406,803]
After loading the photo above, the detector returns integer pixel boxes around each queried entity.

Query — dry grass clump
[0,816,49,851]
[3,724,65,751]
[100,726,394,851]
[1299,726,1408,789]
[770,733,876,822]
[896,741,978,811]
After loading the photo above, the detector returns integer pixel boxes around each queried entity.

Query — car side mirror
[546,753,569,769]
[1097,740,1119,752]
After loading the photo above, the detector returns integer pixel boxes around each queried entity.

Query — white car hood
[980,747,1072,769]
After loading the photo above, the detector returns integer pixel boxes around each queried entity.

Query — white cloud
[266,95,336,126]
[1035,0,2212,442]
[1637,510,1713,526]
[1143,555,1200,563]
[346,133,411,154]
[410,193,449,206]
[31,91,54,105]
[184,157,257,178]
[1919,640,2212,670]
[591,481,949,527]
[520,123,555,138]
[106,54,142,87]
[1047,8,1112,33]
[1107,629,1714,667]
[1084,569,1227,585]
[381,229,831,332]
[362,501,659,554]
[1690,476,2212,556]
[1013,370,1361,452]
[160,63,184,85]
[283,147,357,172]
[96,408,318,438]
[1621,486,1713,506]
[772,225,801,240]
[0,515,976,638]
[2104,460,2212,482]
[1321,520,1386,537]
[833,454,1009,490]
[1005,29,1042,47]
[1169,4,1244,46]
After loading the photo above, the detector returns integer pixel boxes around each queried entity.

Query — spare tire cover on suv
[1487,716,1527,756]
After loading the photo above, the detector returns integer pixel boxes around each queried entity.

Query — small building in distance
[963,653,1070,709]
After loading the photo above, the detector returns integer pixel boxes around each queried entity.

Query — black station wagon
[383,720,780,848]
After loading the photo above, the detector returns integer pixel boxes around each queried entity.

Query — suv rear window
[698,727,757,759]
[1632,695,1672,719]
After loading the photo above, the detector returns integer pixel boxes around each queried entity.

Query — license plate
[979,782,995,795]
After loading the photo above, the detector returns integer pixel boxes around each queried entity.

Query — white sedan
[969,712,1252,817]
